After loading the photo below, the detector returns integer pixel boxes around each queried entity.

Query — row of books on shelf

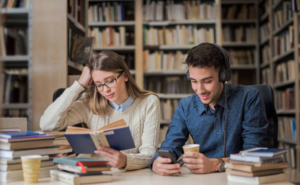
[2,109,28,117]
[273,2,293,31]
[222,25,256,43]
[258,0,269,18]
[222,4,256,20]
[89,27,134,47]
[68,0,85,26]
[88,2,130,23]
[1,0,30,8]
[275,88,294,110]
[261,45,271,64]
[143,50,187,71]
[227,148,288,184]
[228,49,255,65]
[273,25,294,58]
[279,143,297,168]
[1,28,27,57]
[274,60,295,84]
[1,71,28,104]
[160,99,179,122]
[144,0,217,21]
[145,77,193,94]
[278,117,296,142]
[143,26,214,46]
[260,23,270,41]
[261,68,271,85]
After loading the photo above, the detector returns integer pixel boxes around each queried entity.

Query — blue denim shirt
[150,84,269,169]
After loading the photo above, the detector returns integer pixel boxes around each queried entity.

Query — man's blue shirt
[150,84,269,169]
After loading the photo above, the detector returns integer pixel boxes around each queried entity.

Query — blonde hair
[86,51,158,116]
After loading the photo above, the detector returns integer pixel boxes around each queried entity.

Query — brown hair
[86,51,158,116]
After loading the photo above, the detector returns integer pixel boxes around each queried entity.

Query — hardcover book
[64,119,135,154]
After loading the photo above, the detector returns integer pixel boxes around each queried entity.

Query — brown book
[226,169,284,177]
[0,139,54,150]
[226,162,288,172]
[0,160,54,171]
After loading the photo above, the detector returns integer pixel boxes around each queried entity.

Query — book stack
[226,148,289,185]
[0,131,73,182]
[40,130,72,157]
[51,157,112,185]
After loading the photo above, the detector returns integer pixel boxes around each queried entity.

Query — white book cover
[227,173,287,185]
[50,170,112,185]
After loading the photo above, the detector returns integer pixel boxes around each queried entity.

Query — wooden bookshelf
[259,0,300,178]
[0,2,33,128]
[32,0,88,130]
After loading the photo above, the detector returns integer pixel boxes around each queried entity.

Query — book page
[90,132,109,148]
[97,119,127,131]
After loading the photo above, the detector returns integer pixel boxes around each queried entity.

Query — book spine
[57,164,82,173]
[50,170,76,185]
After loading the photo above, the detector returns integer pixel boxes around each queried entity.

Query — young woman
[40,51,160,171]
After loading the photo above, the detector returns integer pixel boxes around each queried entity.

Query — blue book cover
[53,157,107,166]
[65,126,135,154]
[243,148,287,157]
[0,131,45,139]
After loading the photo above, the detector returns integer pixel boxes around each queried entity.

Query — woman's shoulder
[138,94,160,105]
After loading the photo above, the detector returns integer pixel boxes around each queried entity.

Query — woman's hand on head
[78,66,93,88]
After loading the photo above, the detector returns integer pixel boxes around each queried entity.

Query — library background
[0,0,300,183]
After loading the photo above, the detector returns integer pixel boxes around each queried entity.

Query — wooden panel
[134,0,143,88]
[32,0,67,131]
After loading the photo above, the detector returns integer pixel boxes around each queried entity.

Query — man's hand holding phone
[152,150,182,176]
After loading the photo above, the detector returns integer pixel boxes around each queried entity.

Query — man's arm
[242,89,269,149]
[150,100,190,171]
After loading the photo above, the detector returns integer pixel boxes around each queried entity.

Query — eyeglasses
[95,71,124,91]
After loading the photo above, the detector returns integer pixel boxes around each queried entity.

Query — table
[5,168,294,185]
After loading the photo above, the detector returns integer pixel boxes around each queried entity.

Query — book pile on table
[0,131,73,182]
[226,148,288,185]
[51,157,112,185]
[40,130,72,156]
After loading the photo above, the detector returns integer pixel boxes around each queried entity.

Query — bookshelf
[31,0,88,131]
[0,1,33,129]
[258,0,300,179]
[221,0,259,85]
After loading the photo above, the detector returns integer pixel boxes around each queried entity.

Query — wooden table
[5,168,294,185]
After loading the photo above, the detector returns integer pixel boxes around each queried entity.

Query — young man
[151,43,269,176]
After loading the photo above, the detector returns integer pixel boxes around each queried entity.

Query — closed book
[240,148,287,157]
[0,131,42,139]
[71,37,95,64]
[0,155,49,165]
[57,164,110,174]
[228,157,283,166]
[225,162,288,172]
[65,119,135,154]
[0,139,54,150]
[0,134,55,143]
[226,168,284,177]
[0,166,57,183]
[50,170,112,185]
[227,173,287,184]
[0,147,72,159]
[230,154,282,163]
[53,157,108,167]
[0,160,54,171]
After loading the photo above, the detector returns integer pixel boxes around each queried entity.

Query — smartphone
[158,150,177,164]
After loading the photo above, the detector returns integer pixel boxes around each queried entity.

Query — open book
[64,119,135,154]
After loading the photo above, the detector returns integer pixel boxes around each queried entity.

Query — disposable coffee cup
[183,144,200,153]
[21,155,42,183]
